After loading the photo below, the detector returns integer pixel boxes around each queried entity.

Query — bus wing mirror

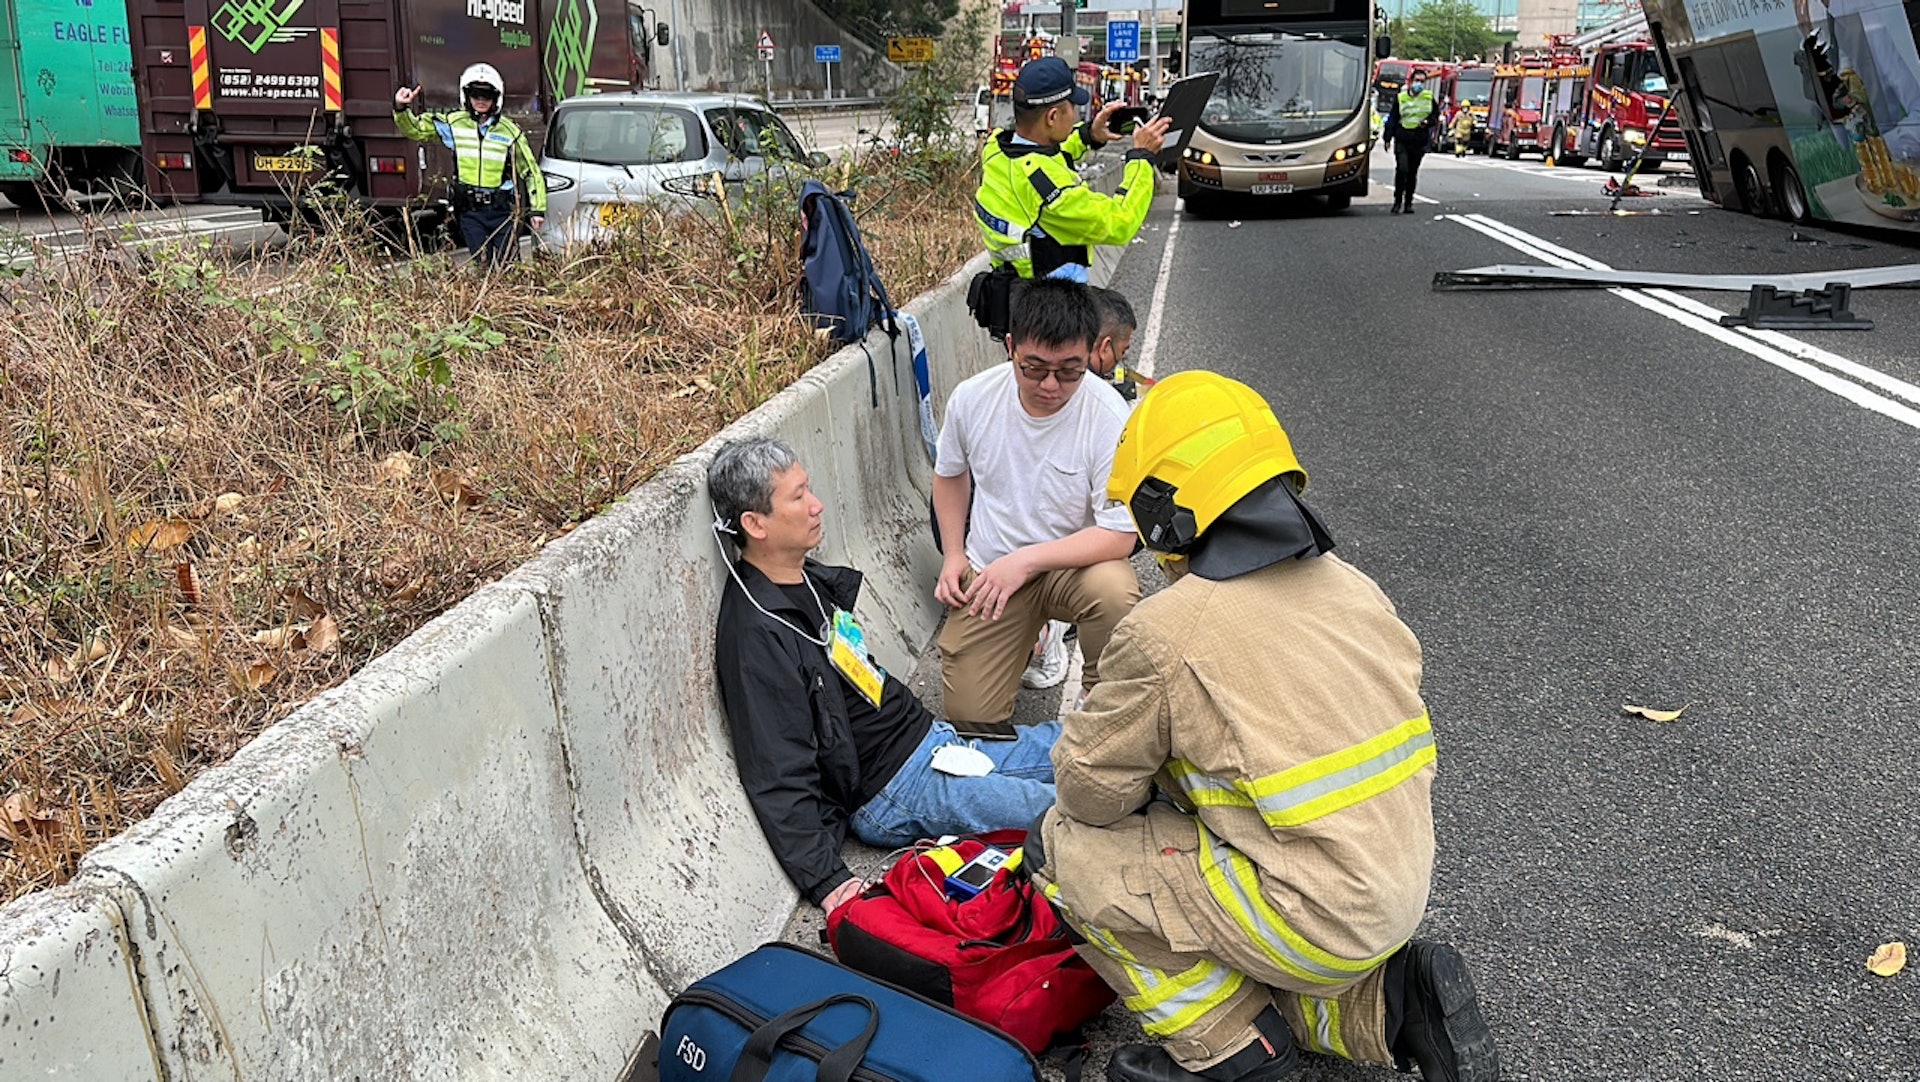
[1375,35,1392,60]
[656,23,671,47]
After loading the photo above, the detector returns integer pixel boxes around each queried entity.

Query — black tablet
[1149,72,1221,169]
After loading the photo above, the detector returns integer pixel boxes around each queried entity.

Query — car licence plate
[598,202,644,228]
[1665,150,1689,160]
[1251,183,1293,195]
[253,155,314,173]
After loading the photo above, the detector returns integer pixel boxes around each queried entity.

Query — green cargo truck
[0,0,143,206]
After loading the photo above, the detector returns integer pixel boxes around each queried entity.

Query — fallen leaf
[70,632,111,667]
[387,577,427,603]
[282,587,326,620]
[245,660,278,690]
[162,625,204,652]
[671,384,701,399]
[375,451,417,482]
[204,389,242,409]
[430,468,482,510]
[175,562,204,606]
[304,614,340,654]
[234,535,262,562]
[126,519,194,552]
[44,655,76,685]
[1868,941,1907,977]
[2,792,64,840]
[252,627,304,651]
[694,376,717,393]
[213,492,246,514]
[1623,702,1692,723]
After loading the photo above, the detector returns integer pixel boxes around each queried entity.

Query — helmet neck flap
[1184,476,1335,581]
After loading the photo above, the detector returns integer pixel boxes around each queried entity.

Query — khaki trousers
[1037,808,1397,1069]
[937,559,1140,725]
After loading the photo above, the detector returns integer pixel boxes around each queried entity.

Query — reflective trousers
[1037,806,1399,1069]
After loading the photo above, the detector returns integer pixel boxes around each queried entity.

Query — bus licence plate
[254,155,314,173]
[1251,183,1293,195]
[1665,150,1688,159]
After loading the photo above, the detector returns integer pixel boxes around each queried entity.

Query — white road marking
[1136,200,1184,379]
[1446,211,1920,430]
[1412,194,1440,204]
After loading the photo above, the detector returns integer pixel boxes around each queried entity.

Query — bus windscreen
[1191,28,1369,142]
[1221,0,1337,15]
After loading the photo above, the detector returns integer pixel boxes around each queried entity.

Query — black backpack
[799,179,898,347]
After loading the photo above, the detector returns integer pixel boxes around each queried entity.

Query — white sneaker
[1021,620,1071,690]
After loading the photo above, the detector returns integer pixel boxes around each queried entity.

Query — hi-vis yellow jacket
[394,106,547,214]
[974,125,1156,279]
[1044,553,1437,983]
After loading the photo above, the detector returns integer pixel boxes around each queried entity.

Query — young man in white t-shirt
[932,279,1142,735]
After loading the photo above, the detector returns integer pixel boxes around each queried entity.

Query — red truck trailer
[129,0,651,225]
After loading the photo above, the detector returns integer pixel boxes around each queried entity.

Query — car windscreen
[547,105,705,166]
[705,107,809,160]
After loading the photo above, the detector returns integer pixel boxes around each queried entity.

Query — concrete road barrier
[0,159,1127,1074]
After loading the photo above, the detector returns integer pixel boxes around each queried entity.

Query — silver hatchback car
[538,91,825,246]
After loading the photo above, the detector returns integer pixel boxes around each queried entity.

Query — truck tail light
[369,157,407,174]
[156,152,193,170]
[7,149,31,163]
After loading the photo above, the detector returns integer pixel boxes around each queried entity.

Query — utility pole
[1149,0,1160,90]
[1061,0,1079,65]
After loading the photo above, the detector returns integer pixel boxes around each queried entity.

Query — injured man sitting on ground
[708,436,1061,913]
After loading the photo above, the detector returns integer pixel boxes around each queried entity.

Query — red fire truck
[1541,16,1689,170]
[1486,53,1589,159]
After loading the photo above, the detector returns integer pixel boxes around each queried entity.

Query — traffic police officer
[393,63,546,266]
[1028,371,1499,1082]
[1382,73,1439,214]
[975,57,1170,282]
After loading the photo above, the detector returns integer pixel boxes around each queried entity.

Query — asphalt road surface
[794,144,1920,1081]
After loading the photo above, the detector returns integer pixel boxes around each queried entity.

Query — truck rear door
[0,4,26,147]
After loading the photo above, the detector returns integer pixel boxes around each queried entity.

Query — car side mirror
[1375,35,1392,60]
[807,150,831,169]
[656,23,671,47]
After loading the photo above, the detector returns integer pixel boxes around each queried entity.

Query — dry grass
[0,152,981,905]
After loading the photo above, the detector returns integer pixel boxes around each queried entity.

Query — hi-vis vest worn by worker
[394,107,547,214]
[975,125,1156,279]
[1034,553,1435,1065]
[1396,87,1436,129]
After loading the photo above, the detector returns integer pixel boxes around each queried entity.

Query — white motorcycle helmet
[459,63,506,114]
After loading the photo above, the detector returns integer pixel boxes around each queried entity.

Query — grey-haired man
[707,437,1060,912]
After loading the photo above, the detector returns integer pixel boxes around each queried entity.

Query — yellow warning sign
[887,37,936,63]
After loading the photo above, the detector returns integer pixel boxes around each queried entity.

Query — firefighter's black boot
[1388,940,1499,1082]
[1106,1006,1298,1082]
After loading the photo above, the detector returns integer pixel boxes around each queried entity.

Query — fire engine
[1547,15,1689,171]
[1486,52,1589,160]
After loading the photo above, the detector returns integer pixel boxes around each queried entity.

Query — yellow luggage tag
[828,608,886,707]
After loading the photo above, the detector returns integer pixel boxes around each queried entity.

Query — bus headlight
[1330,141,1368,162]
[1182,147,1216,166]
[1624,129,1648,145]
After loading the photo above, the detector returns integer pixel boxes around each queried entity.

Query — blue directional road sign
[1106,20,1140,63]
[815,44,842,63]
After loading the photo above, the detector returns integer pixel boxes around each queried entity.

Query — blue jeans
[850,719,1060,848]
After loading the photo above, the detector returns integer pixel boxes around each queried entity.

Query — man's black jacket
[713,558,931,905]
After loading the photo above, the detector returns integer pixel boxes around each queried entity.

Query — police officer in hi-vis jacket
[393,63,546,266]
[974,57,1170,282]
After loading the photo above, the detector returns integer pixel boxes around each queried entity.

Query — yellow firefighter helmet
[1107,371,1307,553]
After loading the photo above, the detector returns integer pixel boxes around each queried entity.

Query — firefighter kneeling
[1029,372,1498,1082]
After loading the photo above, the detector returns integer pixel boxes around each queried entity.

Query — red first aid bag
[824,831,1115,1053]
